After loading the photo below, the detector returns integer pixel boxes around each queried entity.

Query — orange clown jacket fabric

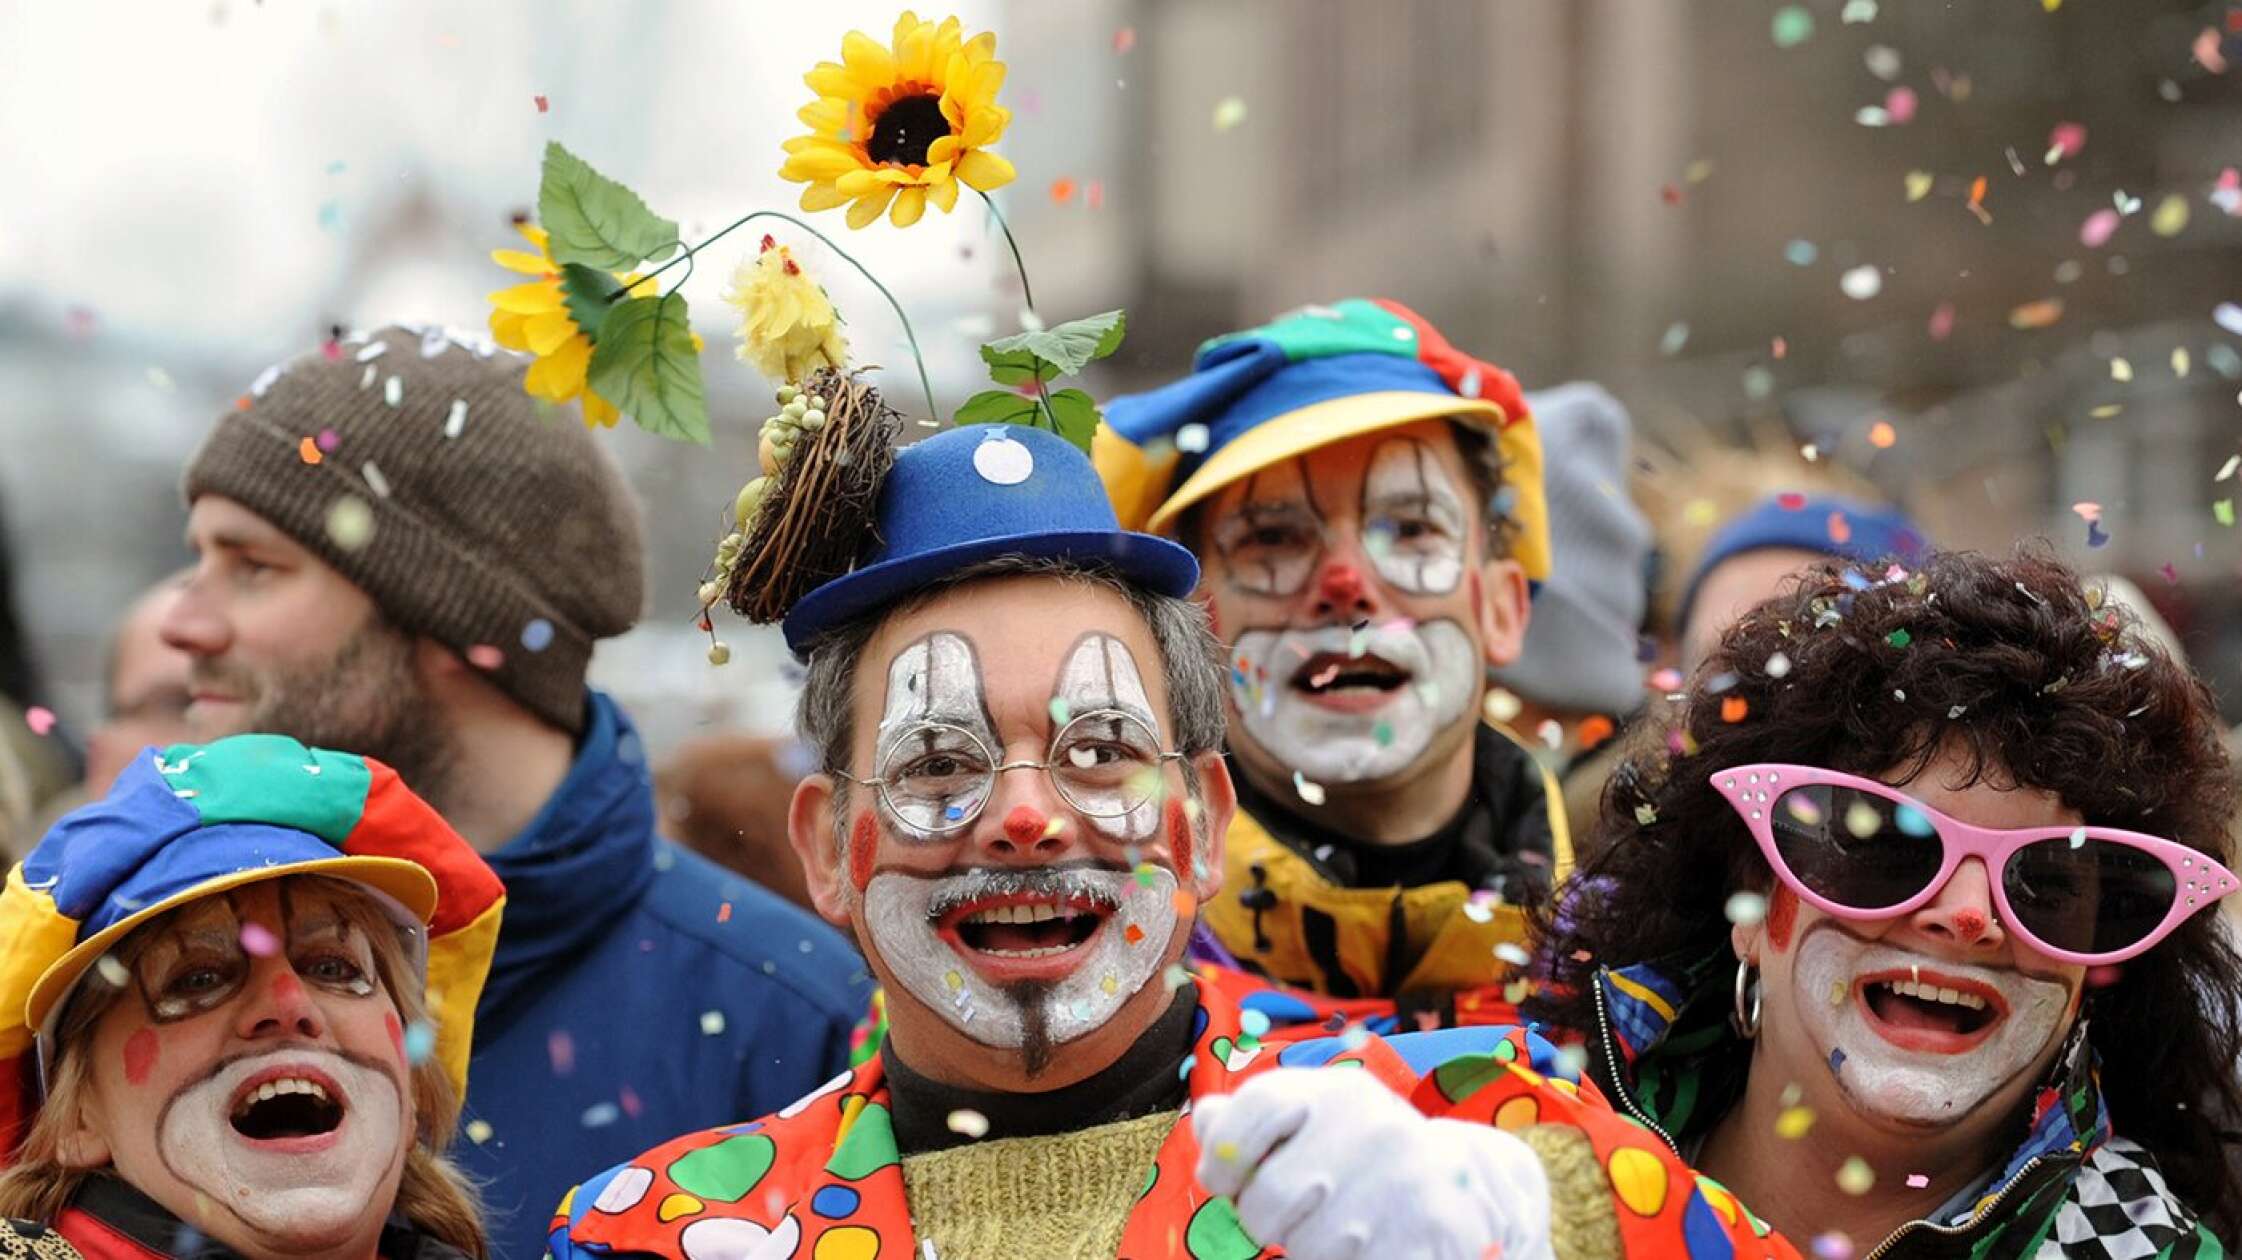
[548,973,1799,1260]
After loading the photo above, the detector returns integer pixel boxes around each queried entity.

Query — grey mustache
[926,866,1127,919]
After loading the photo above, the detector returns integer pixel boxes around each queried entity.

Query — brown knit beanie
[183,325,646,735]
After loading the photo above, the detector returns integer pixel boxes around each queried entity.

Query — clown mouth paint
[865,863,1176,1051]
[1229,618,1476,784]
[160,1046,402,1239]
[1794,931,2070,1128]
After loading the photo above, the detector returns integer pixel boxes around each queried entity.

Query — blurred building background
[3,0,2239,756]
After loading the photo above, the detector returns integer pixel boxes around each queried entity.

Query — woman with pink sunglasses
[1529,547,2241,1255]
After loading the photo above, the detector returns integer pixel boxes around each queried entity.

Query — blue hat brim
[783,528,1199,657]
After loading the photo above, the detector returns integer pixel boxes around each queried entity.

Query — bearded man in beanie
[160,325,871,1260]
[1095,300,1569,1035]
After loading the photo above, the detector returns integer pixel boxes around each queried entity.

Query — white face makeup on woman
[1740,751,2089,1146]
[792,576,1234,1089]
[1196,423,1526,798]
[62,879,416,1260]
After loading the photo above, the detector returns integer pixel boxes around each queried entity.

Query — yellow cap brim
[27,856,439,1034]
[1144,391,1507,535]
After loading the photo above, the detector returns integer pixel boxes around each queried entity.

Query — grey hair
[795,555,1229,805]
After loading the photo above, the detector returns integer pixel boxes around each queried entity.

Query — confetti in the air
[1725,892,1768,926]
[946,1109,990,1139]
[1292,771,1325,806]
[1211,97,1248,131]
[1836,1156,1875,1195]
[699,1010,727,1036]
[1771,6,1815,48]
[23,706,55,736]
[239,922,280,957]
[1840,265,1883,300]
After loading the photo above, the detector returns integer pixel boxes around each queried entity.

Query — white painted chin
[1231,621,1477,785]
[865,867,1179,1049]
[1792,933,2071,1129]
[160,1050,404,1248]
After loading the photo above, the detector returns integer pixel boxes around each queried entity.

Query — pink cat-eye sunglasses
[1713,763,2238,965]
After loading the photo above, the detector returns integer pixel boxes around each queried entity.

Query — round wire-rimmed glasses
[839,709,1184,836]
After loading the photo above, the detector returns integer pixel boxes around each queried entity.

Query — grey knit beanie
[182,325,646,734]
[1490,383,1652,716]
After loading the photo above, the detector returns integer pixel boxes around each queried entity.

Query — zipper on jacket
[1590,979,1682,1157]
[1859,1155,2051,1260]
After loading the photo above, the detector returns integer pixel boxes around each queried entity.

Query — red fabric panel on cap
[343,761,505,936]
[1370,298,1528,429]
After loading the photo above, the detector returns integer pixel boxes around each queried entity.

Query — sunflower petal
[926,135,960,166]
[799,182,853,212]
[489,309,531,351]
[805,62,857,99]
[939,93,965,131]
[846,186,898,230]
[514,222,550,251]
[489,280,564,315]
[491,248,552,276]
[840,31,898,89]
[955,149,1016,192]
[582,390,621,429]
[835,169,887,197]
[927,175,960,213]
[523,308,579,357]
[797,97,850,134]
[895,16,936,84]
[889,186,928,228]
[780,143,866,183]
[524,336,591,401]
[960,105,1010,149]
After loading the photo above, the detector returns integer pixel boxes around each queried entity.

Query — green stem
[974,188,1036,314]
[1031,373,1058,432]
[610,209,939,422]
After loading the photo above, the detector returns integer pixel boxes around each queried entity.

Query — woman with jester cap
[1094,298,1571,1037]
[0,734,507,1259]
[1510,546,2241,1255]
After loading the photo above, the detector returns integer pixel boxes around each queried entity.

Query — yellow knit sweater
[899,1109,1178,1260]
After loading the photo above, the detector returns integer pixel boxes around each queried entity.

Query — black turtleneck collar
[885,987,1198,1155]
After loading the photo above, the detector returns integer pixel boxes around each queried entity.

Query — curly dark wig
[1530,544,2242,1235]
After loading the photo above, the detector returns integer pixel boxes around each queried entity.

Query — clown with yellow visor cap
[1095,297,1569,1034]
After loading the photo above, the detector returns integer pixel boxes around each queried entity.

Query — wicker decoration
[722,366,902,623]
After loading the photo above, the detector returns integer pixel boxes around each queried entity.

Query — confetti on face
[1725,892,1768,927]
[403,1021,436,1064]
[1292,771,1325,806]
[1774,1105,1814,1139]
[1835,1157,1875,1195]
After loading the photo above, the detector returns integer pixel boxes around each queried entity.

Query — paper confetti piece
[1775,1105,1815,1138]
[2010,298,2065,330]
[1843,0,1878,22]
[1836,1157,1875,1195]
[534,94,550,113]
[1840,265,1883,300]
[1903,170,1933,202]
[1905,1172,1929,1189]
[2110,357,2133,382]
[1483,688,1523,723]
[946,1109,990,1138]
[1725,892,1768,926]
[466,644,504,670]
[465,1119,494,1144]
[1211,97,1247,131]
[1049,177,1077,205]
[1660,322,1690,355]
[2151,195,2190,237]
[1868,420,1896,448]
[383,375,403,407]
[1720,696,1749,723]
[1771,6,1814,48]
[2174,348,2193,378]
[444,399,469,438]
[2046,122,2086,164]
[1885,86,1917,124]
[1494,943,1532,968]
[1292,771,1325,806]
[1784,239,1819,265]
[1810,1233,1855,1260]
[2214,302,2242,338]
[2080,208,2120,248]
[325,496,375,552]
[521,619,555,652]
[23,706,55,736]
[1175,423,1210,453]
[2215,499,2234,527]
[1764,651,1792,678]
[404,1021,436,1064]
[581,1102,620,1128]
[1928,302,1956,341]
[239,922,280,957]
[1576,714,1615,749]
[1113,26,1136,54]
[298,436,324,465]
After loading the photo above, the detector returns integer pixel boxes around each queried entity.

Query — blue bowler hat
[782,424,1200,655]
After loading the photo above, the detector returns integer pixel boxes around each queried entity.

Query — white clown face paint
[157,1047,406,1246]
[1360,437,1467,595]
[1790,931,2072,1128]
[1228,618,1477,784]
[874,631,1001,839]
[865,864,1179,1050]
[1052,632,1165,842]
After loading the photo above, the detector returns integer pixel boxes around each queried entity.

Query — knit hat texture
[1490,384,1651,716]
[182,325,646,734]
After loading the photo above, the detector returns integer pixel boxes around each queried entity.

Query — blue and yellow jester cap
[1092,298,1550,582]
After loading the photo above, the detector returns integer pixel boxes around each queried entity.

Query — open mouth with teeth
[1855,969,2006,1053]
[1290,651,1410,709]
[936,896,1114,976]
[228,1071,346,1144]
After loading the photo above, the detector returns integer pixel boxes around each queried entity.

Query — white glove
[1192,1067,1554,1260]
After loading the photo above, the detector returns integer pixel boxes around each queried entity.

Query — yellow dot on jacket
[655,1193,703,1223]
[1607,1145,1671,1217]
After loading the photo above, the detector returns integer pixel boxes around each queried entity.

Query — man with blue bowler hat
[547,420,1571,1260]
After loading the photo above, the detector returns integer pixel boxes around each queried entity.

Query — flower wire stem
[615,209,939,421]
[974,188,1037,315]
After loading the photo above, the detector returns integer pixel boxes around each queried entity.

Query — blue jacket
[451,692,871,1260]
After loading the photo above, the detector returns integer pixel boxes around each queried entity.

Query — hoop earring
[1732,959,1763,1040]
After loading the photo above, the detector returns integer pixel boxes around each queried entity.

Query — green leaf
[538,141,681,271]
[981,310,1128,379]
[953,389,1042,427]
[979,343,1062,388]
[557,263,622,341]
[1045,388,1101,453]
[586,293,709,445]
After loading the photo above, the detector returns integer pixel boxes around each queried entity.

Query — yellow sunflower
[779,11,1016,229]
[723,235,849,384]
[487,222,652,428]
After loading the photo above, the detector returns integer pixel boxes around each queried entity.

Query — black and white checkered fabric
[2040,1139,2208,1259]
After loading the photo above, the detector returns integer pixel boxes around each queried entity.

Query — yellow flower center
[866,92,949,168]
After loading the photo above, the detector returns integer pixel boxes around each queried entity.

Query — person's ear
[56,1085,114,1170]
[788,774,852,926]
[1473,557,1530,669]
[1186,754,1236,901]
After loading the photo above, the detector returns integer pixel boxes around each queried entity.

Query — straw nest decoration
[723,365,902,623]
